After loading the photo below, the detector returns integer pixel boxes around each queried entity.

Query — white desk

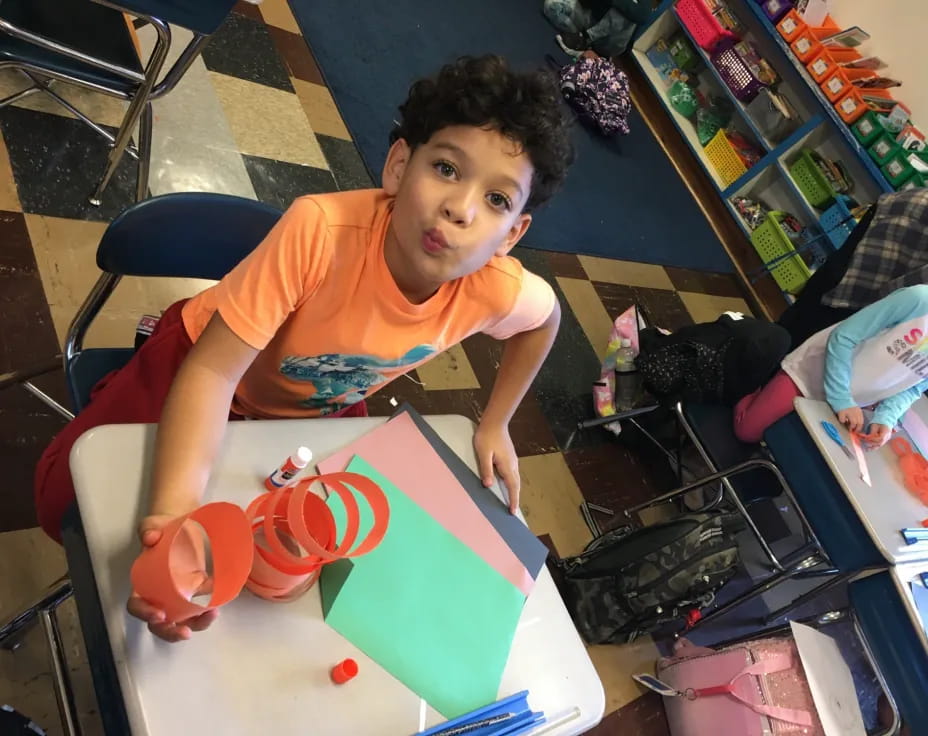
[70,416,604,736]
[794,397,928,565]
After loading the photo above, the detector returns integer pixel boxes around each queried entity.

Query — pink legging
[733,370,803,443]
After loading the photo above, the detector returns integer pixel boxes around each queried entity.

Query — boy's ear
[495,213,532,257]
[382,138,411,195]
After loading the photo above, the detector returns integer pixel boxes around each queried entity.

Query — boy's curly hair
[390,55,574,212]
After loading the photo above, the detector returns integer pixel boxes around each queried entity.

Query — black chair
[0,0,237,204]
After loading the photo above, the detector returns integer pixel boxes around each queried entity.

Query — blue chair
[0,0,237,204]
[65,192,282,409]
[0,193,281,735]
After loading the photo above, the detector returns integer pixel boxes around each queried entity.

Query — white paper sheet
[790,622,866,736]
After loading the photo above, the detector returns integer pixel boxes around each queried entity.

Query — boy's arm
[476,300,561,512]
[147,312,259,517]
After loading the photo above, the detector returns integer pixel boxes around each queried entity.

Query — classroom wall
[832,0,927,126]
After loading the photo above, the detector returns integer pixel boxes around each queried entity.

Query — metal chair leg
[673,403,786,571]
[135,101,154,202]
[687,552,824,631]
[761,569,857,625]
[41,608,82,736]
[90,17,171,205]
[0,576,72,649]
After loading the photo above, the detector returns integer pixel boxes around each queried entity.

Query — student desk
[794,397,928,565]
[65,416,605,736]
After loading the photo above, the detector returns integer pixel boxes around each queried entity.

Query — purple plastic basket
[711,40,767,103]
[761,0,793,22]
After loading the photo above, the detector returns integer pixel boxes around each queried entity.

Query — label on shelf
[795,38,811,54]
[811,58,829,76]
[841,97,860,114]
[874,140,892,156]
[827,76,845,94]
[887,160,905,177]
[857,118,875,135]
[781,17,797,34]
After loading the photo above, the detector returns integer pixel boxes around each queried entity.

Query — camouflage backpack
[555,513,742,644]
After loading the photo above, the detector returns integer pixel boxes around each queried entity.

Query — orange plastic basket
[806,47,860,84]
[821,67,875,103]
[835,87,895,124]
[790,15,841,63]
[776,9,806,42]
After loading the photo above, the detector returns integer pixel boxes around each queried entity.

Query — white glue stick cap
[294,446,312,467]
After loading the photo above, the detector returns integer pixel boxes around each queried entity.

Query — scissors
[822,420,855,460]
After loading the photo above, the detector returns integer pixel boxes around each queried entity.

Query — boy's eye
[487,192,512,211]
[434,161,457,178]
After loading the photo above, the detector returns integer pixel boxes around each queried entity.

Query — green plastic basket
[868,132,899,166]
[852,110,883,146]
[668,34,699,72]
[788,150,837,208]
[899,171,926,191]
[750,212,811,293]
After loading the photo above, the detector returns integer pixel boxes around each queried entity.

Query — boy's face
[382,125,534,300]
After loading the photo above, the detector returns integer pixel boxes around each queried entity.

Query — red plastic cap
[331,658,358,684]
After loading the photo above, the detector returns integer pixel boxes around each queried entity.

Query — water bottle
[614,338,638,410]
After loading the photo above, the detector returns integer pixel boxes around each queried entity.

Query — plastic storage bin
[668,34,700,71]
[899,172,926,191]
[789,16,840,63]
[789,149,838,208]
[675,0,739,51]
[806,47,860,84]
[776,9,806,42]
[750,212,812,293]
[818,195,858,249]
[834,87,894,125]
[868,132,899,166]
[759,0,792,22]
[852,110,885,146]
[704,129,749,186]
[710,40,769,103]
[820,67,875,103]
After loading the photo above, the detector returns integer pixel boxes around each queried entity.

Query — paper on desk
[910,582,928,633]
[790,622,866,736]
[849,432,871,486]
[394,404,549,581]
[318,412,534,595]
[902,409,928,459]
[321,456,524,719]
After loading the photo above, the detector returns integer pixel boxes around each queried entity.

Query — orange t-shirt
[182,189,556,418]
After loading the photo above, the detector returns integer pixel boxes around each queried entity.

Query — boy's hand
[127,514,219,643]
[861,423,892,449]
[474,421,521,514]
[836,407,864,433]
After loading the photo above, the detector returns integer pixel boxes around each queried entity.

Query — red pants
[35,301,367,542]
[732,369,802,444]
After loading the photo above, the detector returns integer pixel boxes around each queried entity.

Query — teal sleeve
[824,286,928,413]
[871,380,928,428]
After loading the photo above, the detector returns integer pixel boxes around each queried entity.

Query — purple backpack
[557,56,632,136]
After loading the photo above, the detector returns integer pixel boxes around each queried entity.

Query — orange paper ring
[130,502,254,623]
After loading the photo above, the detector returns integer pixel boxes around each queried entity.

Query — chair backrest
[96,192,282,280]
[107,0,237,35]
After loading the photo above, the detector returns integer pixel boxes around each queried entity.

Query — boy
[35,55,574,641]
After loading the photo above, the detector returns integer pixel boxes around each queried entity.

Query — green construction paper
[321,455,525,718]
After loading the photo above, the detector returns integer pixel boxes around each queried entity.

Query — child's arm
[476,300,561,513]
[824,286,928,418]
[865,379,928,447]
[147,312,259,518]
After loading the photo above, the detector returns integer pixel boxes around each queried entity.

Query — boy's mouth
[422,228,449,255]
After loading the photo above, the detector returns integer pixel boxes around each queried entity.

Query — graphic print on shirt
[279,344,436,412]
[886,327,928,378]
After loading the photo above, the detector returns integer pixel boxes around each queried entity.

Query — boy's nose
[441,192,476,226]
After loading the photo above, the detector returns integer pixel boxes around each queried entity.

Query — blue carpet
[288,0,735,272]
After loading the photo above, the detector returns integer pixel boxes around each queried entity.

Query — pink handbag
[644,636,825,736]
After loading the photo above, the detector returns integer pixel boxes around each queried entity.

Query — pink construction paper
[317,413,534,595]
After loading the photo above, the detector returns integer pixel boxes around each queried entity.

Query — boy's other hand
[836,407,864,433]
[127,513,219,643]
[474,421,521,514]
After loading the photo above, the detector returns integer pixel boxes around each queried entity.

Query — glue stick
[264,446,311,491]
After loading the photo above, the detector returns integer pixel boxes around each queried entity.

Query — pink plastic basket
[675,0,739,51]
